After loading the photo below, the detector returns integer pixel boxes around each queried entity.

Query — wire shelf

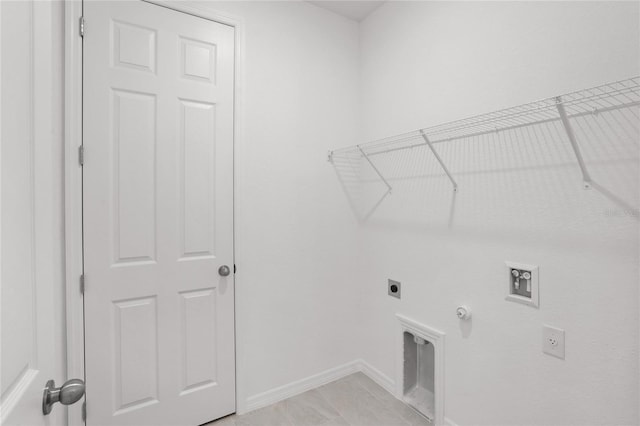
[329,77,639,222]
[330,77,639,158]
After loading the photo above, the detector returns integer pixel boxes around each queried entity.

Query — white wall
[357,2,639,425]
[13,1,639,423]
[190,1,363,412]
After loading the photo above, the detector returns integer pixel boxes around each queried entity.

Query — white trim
[357,359,395,396]
[243,359,395,415]
[0,369,39,423]
[244,361,360,413]
[396,314,446,426]
[64,0,247,420]
[445,417,459,426]
[143,0,243,29]
[0,12,3,417]
[33,1,67,422]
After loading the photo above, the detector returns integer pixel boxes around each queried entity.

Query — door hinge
[234,264,236,274]
[82,401,86,421]
[79,16,85,38]
[78,146,84,166]
[80,274,85,294]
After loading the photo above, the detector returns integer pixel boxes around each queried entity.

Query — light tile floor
[206,373,431,426]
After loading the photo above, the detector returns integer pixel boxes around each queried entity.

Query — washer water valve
[505,261,539,308]
[456,305,471,320]
[511,269,532,292]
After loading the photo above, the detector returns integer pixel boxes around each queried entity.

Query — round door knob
[42,379,85,415]
[218,265,231,277]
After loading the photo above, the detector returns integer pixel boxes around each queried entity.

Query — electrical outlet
[542,325,565,359]
[388,279,401,299]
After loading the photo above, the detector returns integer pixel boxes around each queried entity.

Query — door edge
[63,1,85,425]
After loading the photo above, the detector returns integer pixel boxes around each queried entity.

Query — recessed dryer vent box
[403,332,434,422]
[397,314,445,425]
[505,261,539,308]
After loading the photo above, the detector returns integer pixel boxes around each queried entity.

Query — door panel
[83,2,235,425]
[179,288,218,393]
[180,99,217,259]
[113,296,159,414]
[1,1,65,425]
[112,89,157,265]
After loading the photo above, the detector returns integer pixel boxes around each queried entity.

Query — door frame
[63,2,246,424]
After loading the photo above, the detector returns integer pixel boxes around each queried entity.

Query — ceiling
[306,1,385,22]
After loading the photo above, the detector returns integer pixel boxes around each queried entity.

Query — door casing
[63,2,247,424]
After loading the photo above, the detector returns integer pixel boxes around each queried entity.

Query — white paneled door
[1,2,66,425]
[83,2,236,425]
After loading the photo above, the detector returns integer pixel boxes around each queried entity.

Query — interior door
[82,2,236,425]
[1,1,67,425]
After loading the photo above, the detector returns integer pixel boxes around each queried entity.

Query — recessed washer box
[505,261,539,308]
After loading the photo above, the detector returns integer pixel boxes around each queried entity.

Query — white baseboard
[445,417,458,426]
[357,359,396,396]
[241,359,457,426]
[243,360,361,413]
[242,359,395,414]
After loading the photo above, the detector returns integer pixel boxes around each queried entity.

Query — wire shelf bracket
[555,96,592,189]
[358,145,393,194]
[419,130,458,192]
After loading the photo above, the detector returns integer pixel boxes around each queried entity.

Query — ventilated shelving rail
[328,77,640,192]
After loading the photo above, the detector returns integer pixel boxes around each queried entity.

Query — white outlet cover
[542,325,565,359]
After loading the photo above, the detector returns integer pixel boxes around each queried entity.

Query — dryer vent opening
[403,331,434,421]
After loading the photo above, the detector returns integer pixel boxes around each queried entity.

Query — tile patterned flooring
[206,373,431,426]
